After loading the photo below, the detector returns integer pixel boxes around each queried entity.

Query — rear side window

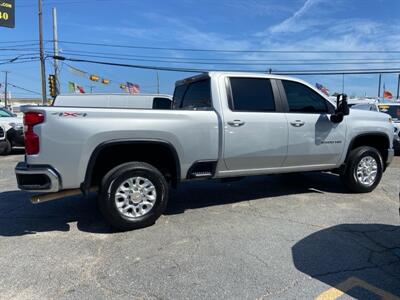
[180,79,211,110]
[173,85,187,109]
[229,78,275,112]
[282,80,328,113]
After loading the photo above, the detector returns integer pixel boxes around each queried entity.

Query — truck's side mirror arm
[330,94,349,123]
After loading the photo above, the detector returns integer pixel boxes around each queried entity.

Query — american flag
[315,83,330,96]
[126,82,140,94]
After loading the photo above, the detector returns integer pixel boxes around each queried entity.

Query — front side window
[282,80,328,113]
[229,78,275,112]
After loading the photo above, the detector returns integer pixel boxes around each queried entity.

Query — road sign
[0,0,15,28]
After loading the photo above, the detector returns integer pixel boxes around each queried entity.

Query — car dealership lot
[0,154,399,299]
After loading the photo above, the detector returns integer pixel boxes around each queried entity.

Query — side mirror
[330,94,349,123]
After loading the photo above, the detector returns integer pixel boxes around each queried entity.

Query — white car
[0,107,24,155]
[352,102,400,147]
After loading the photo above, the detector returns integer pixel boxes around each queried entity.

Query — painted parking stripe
[316,277,400,300]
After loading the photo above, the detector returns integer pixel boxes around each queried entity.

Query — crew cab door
[278,80,347,167]
[222,77,288,173]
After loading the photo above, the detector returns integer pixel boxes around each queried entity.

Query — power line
[57,40,400,54]
[56,48,400,63]
[53,55,400,75]
[50,52,400,66]
[7,82,41,95]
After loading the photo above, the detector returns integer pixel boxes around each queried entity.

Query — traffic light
[48,74,57,98]
[89,75,99,82]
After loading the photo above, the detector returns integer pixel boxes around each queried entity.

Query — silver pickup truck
[15,72,395,230]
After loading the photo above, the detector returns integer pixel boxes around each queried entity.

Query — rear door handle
[228,120,245,127]
[290,120,305,127]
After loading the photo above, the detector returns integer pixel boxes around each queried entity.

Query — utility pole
[342,74,344,93]
[156,71,160,94]
[52,7,60,95]
[378,74,382,98]
[38,0,47,105]
[2,71,9,108]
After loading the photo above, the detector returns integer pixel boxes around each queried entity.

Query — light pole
[52,7,60,95]
[2,71,9,108]
[38,0,47,105]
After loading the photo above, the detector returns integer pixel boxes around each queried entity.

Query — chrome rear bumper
[15,162,60,193]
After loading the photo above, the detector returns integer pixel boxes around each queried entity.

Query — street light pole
[378,74,382,98]
[38,0,47,105]
[2,71,9,108]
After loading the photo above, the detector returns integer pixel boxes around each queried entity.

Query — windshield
[378,105,400,121]
[0,108,13,117]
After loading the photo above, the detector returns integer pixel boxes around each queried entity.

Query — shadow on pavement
[292,223,400,298]
[165,171,349,215]
[0,171,348,236]
[0,190,113,236]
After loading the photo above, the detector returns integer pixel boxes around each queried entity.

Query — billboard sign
[0,0,15,28]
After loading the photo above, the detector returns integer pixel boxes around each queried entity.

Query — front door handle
[290,120,305,127]
[228,120,245,127]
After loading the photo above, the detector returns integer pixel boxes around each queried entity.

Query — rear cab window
[173,78,212,110]
[228,77,276,112]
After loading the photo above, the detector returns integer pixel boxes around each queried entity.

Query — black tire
[98,162,169,231]
[340,146,383,193]
[0,139,12,155]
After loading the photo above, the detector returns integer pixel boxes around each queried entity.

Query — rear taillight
[24,112,44,155]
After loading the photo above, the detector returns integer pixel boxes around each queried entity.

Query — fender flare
[343,132,390,169]
[80,139,181,195]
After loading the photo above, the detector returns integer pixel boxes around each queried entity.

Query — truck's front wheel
[340,146,383,193]
[98,162,169,231]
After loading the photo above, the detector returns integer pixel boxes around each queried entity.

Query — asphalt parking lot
[0,154,399,300]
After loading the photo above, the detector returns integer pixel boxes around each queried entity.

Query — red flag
[384,90,393,99]
[77,85,85,94]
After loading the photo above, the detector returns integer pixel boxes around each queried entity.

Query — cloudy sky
[1,0,400,97]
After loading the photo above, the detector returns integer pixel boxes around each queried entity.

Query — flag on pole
[126,82,140,94]
[76,85,85,94]
[68,81,76,93]
[384,90,393,100]
[68,81,85,94]
[315,83,330,96]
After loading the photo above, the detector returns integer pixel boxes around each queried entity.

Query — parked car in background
[0,107,24,155]
[352,102,400,148]
[0,124,8,154]
[53,94,173,110]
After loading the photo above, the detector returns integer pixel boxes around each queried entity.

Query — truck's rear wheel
[98,162,169,231]
[340,146,383,193]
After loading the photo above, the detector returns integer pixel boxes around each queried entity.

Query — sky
[1,0,400,98]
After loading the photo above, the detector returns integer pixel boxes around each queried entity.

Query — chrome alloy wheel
[355,156,378,187]
[114,177,157,218]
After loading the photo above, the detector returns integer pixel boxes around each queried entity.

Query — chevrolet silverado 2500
[15,72,395,230]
